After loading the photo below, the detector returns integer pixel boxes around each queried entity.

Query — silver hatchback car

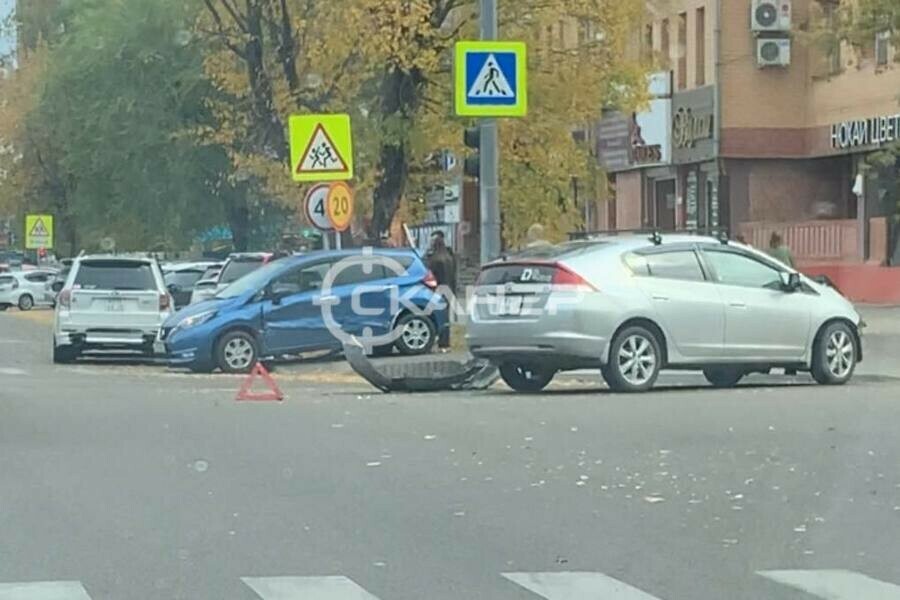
[467,234,863,393]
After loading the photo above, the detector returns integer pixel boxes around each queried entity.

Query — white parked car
[0,270,58,311]
[53,255,173,363]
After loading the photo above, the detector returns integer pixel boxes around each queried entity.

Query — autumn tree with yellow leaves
[197,0,651,247]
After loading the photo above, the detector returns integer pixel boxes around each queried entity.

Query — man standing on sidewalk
[426,231,456,352]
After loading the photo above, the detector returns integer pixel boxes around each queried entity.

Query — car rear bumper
[55,314,165,350]
[467,328,608,367]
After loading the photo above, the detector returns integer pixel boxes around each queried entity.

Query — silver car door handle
[652,294,669,301]
[320,295,339,303]
[730,301,747,308]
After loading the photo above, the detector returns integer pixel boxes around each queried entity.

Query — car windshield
[215,259,284,299]
[73,261,157,291]
[218,258,264,284]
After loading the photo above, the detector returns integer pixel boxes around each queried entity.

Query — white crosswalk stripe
[758,569,900,600]
[4,570,900,599]
[503,572,662,600]
[242,576,382,599]
[0,582,92,600]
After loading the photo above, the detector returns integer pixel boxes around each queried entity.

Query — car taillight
[551,264,596,290]
[423,270,438,290]
[58,289,71,308]
[159,293,171,311]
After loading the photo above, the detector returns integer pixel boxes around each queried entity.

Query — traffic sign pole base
[235,363,284,402]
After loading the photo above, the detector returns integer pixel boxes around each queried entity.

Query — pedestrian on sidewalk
[766,232,795,268]
[426,231,456,352]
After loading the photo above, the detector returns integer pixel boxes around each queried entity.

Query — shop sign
[671,85,716,165]
[596,71,671,172]
[673,108,714,149]
[831,113,900,150]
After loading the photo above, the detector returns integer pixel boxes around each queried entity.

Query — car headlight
[176,310,217,331]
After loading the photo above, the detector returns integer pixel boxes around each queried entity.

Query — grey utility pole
[479,0,501,264]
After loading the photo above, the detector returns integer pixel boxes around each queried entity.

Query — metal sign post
[480,0,500,265]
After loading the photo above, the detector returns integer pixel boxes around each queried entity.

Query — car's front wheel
[393,313,436,356]
[811,322,857,385]
[602,325,662,392]
[499,363,556,393]
[215,330,259,374]
[18,294,34,311]
[703,367,744,388]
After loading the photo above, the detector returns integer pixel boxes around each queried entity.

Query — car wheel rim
[21,297,32,309]
[224,337,254,369]
[825,330,854,378]
[617,334,656,386]
[401,319,431,350]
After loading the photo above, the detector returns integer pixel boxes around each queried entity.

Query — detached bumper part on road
[343,337,499,392]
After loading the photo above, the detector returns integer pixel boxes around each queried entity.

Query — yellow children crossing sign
[25,214,54,249]
[289,114,354,182]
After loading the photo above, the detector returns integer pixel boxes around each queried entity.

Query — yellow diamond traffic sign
[455,41,528,117]
[289,114,354,182]
[25,214,54,250]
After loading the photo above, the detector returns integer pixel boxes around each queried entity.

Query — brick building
[596,0,900,302]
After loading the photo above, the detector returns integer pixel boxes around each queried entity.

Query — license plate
[497,295,523,316]
[106,299,124,312]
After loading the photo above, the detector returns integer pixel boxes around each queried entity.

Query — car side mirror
[780,272,801,292]
[167,283,180,294]
[51,281,64,292]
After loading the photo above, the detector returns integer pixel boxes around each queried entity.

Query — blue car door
[260,261,335,354]
[327,259,394,338]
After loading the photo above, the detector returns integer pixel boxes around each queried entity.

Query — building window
[695,7,706,86]
[822,1,842,74]
[677,12,687,90]
[558,19,566,49]
[661,18,670,65]
[876,30,890,67]
[644,23,654,61]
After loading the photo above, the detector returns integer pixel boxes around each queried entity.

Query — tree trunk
[368,66,424,240]
[370,143,409,239]
[243,0,287,160]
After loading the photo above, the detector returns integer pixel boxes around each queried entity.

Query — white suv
[53,256,173,363]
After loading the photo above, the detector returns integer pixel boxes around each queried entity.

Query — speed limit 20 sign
[326,182,353,232]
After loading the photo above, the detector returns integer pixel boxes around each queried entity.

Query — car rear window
[220,258,264,284]
[165,270,204,288]
[73,261,157,290]
[0,276,14,285]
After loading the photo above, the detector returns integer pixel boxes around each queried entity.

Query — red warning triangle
[296,123,349,175]
[235,362,284,402]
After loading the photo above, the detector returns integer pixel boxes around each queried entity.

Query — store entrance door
[655,179,676,231]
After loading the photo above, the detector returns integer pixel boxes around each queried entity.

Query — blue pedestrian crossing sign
[455,41,527,117]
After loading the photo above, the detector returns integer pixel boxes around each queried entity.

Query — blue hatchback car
[161,249,448,372]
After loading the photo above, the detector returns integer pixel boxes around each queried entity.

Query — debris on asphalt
[343,337,499,393]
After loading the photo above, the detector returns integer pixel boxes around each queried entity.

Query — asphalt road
[3,310,900,600]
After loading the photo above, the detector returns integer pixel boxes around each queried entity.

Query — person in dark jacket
[426,231,456,351]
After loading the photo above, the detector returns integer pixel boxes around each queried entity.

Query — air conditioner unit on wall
[757,38,791,67]
[751,0,792,32]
